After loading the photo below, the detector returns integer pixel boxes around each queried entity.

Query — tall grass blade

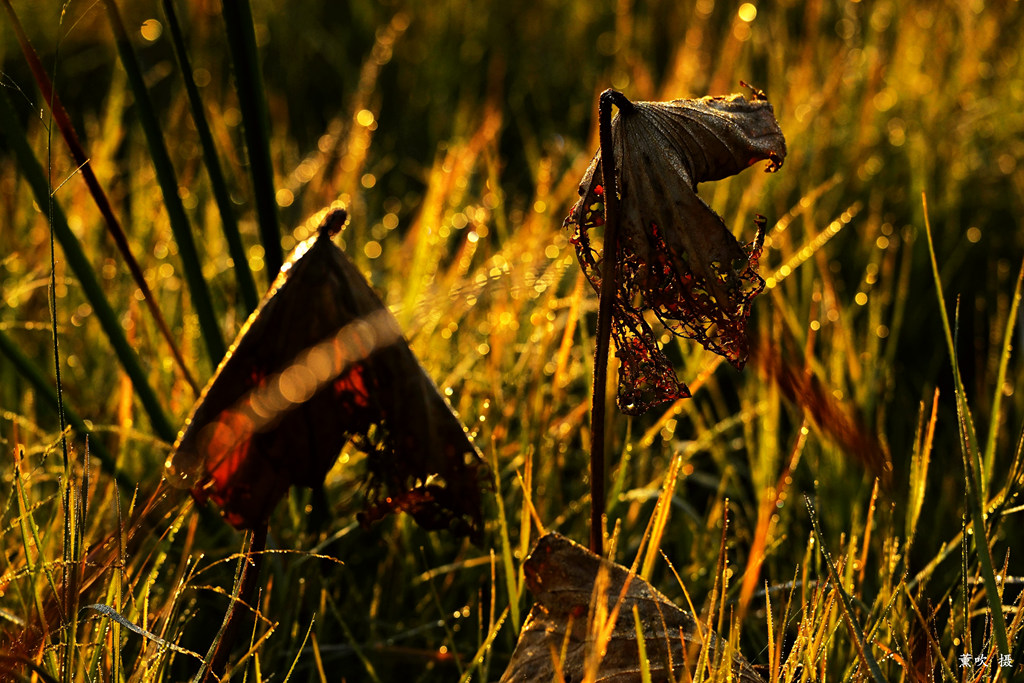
[457,606,510,683]
[921,193,1010,655]
[764,580,775,681]
[13,446,62,675]
[982,257,1024,485]
[738,419,807,621]
[0,88,176,443]
[631,605,652,683]
[905,390,937,554]
[101,0,227,365]
[161,0,260,315]
[113,484,125,679]
[66,448,91,678]
[43,63,76,679]
[989,426,1024,532]
[198,523,268,682]
[491,446,521,630]
[221,0,282,279]
[281,618,317,683]
[192,536,250,683]
[639,453,683,581]
[0,0,202,395]
[59,471,72,683]
[804,495,887,683]
[311,633,328,682]
[43,132,71,490]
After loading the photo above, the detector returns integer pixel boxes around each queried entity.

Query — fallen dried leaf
[501,533,761,682]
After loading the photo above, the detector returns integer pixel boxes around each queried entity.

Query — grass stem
[161,0,260,315]
[102,0,227,367]
[221,0,282,280]
[200,523,268,682]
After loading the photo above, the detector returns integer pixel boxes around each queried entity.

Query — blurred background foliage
[2,0,1024,679]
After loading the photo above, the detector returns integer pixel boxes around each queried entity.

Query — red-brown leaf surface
[165,209,487,540]
[566,89,786,415]
[501,533,761,683]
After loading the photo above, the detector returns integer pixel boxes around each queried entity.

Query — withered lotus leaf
[500,533,761,682]
[165,208,486,541]
[566,88,786,415]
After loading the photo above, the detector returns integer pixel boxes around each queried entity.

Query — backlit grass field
[2,0,1024,680]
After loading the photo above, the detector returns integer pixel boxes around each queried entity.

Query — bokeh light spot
[140,19,162,42]
[356,109,375,127]
[276,189,295,207]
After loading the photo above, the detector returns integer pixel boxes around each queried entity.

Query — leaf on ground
[500,533,761,682]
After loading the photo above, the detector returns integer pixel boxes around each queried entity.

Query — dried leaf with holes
[566,86,786,415]
[165,208,487,541]
[500,533,761,682]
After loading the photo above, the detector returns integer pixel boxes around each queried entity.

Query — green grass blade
[13,447,62,676]
[47,133,75,683]
[221,0,282,279]
[281,617,317,683]
[101,0,227,365]
[0,89,176,444]
[982,257,1024,485]
[457,606,509,683]
[160,0,260,315]
[631,605,652,683]
[43,132,71,489]
[921,193,1010,656]
[491,445,521,631]
[804,495,888,683]
[0,329,133,494]
[61,472,80,683]
[905,392,936,554]
[113,491,124,680]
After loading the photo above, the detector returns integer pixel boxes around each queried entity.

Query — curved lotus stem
[590,89,633,556]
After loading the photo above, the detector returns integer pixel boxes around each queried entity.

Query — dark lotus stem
[590,89,633,556]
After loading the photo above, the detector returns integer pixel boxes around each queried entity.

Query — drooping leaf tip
[320,208,348,239]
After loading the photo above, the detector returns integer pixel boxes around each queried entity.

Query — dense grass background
[2,0,1024,680]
